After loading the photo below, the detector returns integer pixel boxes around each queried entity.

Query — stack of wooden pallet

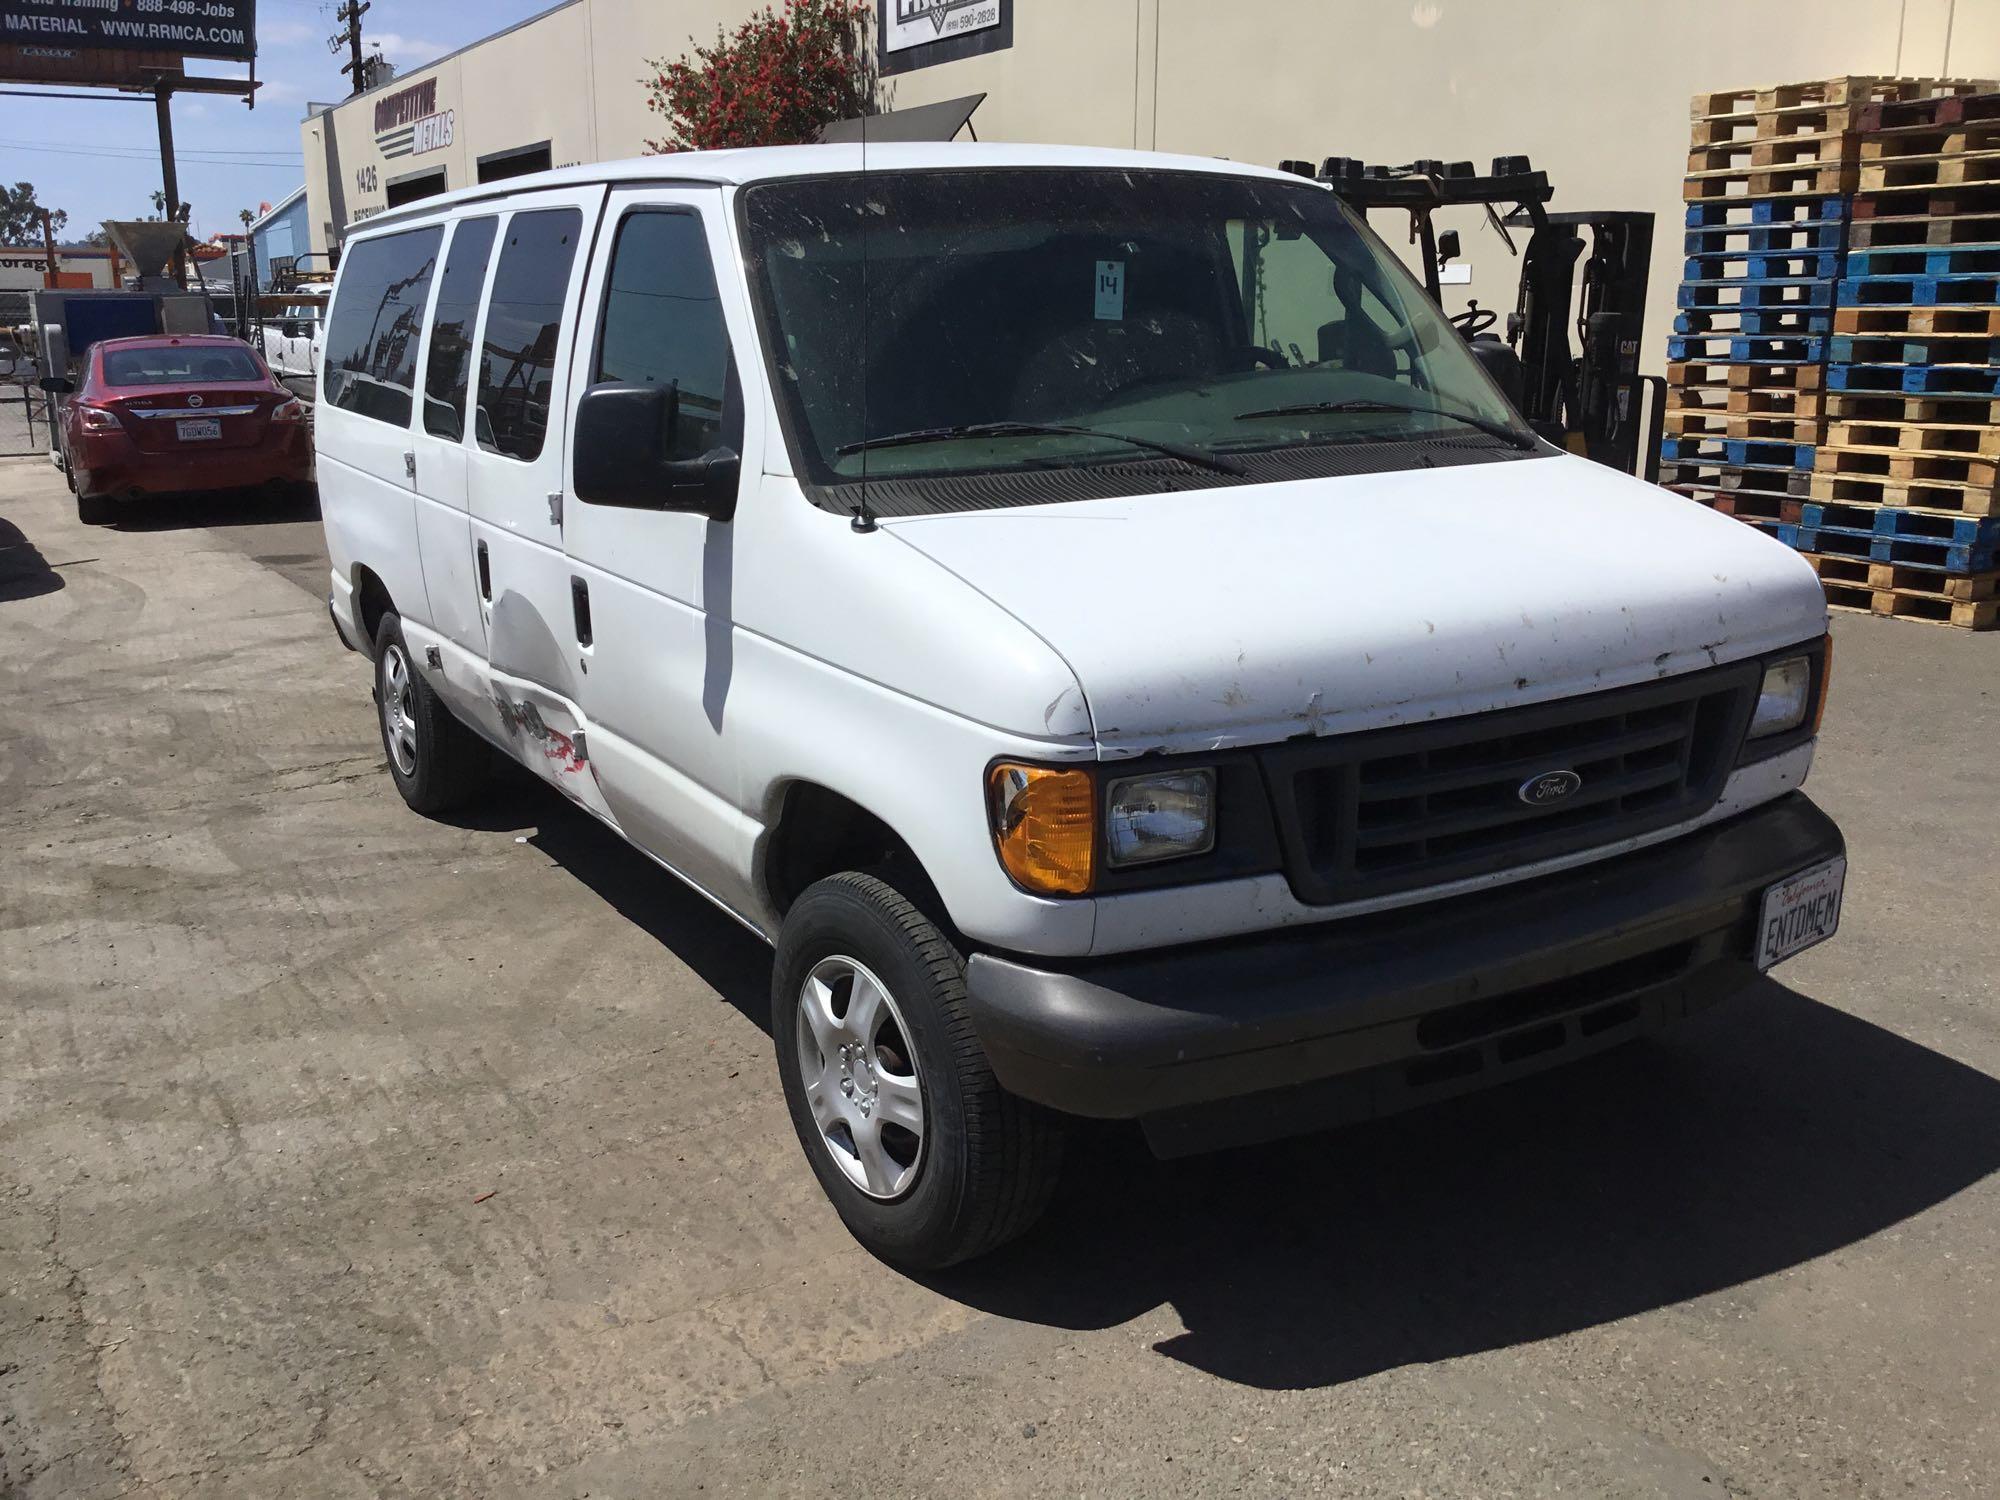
[1805,90,2000,628]
[1662,79,1872,518]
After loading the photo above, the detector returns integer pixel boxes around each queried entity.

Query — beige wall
[304,0,2000,372]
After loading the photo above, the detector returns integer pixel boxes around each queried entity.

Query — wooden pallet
[1683,487,1805,525]
[1859,119,2000,161]
[1855,90,2000,133]
[1846,211,2000,249]
[1831,303,2000,337]
[1692,77,1995,124]
[1664,360,1825,392]
[1816,443,2000,488]
[1824,389,2000,426]
[1689,104,1855,148]
[1804,552,2000,598]
[1859,148,2000,193]
[1817,578,2000,627]
[1825,417,2000,459]
[1663,408,1820,443]
[1809,468,2000,515]
[1687,133,1854,176]
[1683,161,1858,201]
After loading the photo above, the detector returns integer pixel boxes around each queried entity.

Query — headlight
[988,763,1095,895]
[1106,770,1216,867]
[1749,655,1814,738]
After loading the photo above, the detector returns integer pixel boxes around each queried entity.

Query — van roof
[351,142,1320,236]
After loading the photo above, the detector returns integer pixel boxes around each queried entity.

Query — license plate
[1756,856,1846,970]
[176,418,221,441]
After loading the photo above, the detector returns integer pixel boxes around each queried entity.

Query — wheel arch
[351,563,394,655]
[761,779,951,932]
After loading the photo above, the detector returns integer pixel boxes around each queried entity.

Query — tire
[371,611,490,815]
[75,489,115,526]
[773,871,1065,1268]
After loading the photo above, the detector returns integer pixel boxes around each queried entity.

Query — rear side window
[103,344,263,385]
[323,225,443,427]
[595,210,734,462]
[475,208,581,462]
[422,217,498,441]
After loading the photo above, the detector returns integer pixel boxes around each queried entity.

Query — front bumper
[964,792,1843,1150]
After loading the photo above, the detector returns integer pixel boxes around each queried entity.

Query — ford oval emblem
[1519,769,1583,806]
[187,393,204,408]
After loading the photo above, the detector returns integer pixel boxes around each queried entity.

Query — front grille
[1262,663,1760,905]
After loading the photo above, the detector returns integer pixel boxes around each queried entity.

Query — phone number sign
[0,0,256,64]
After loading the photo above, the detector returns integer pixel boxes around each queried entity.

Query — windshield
[103,345,264,386]
[740,167,1534,504]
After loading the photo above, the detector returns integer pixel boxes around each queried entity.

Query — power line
[0,138,302,159]
[0,142,303,167]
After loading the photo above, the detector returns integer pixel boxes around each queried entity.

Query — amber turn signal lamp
[988,763,1095,896]
[1812,633,1833,734]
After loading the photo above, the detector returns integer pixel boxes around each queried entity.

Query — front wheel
[773,871,1065,1269]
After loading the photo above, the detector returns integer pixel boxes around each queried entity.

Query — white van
[317,144,1843,1267]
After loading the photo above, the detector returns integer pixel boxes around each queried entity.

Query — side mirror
[573,381,739,519]
[1436,228,1462,266]
[39,375,72,396]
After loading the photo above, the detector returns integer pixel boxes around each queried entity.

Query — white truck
[315,143,1844,1267]
[260,301,323,384]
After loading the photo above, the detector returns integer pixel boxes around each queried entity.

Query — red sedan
[62,334,313,526]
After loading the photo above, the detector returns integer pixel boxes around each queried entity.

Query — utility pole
[155,83,189,288]
[331,2,372,97]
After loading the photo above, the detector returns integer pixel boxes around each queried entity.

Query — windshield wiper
[1232,397,1538,451]
[835,420,1247,476]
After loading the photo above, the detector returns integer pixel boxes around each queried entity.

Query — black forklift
[1277,154,1665,480]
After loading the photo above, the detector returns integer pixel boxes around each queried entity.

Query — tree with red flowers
[643,0,877,153]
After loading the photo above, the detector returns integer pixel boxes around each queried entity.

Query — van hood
[884,453,1828,757]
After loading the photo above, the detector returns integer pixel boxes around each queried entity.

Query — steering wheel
[1451,300,1498,339]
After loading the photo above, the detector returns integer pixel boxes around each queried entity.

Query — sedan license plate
[176,417,221,442]
[1756,856,1845,970]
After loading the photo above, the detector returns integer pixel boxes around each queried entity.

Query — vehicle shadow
[0,515,67,602]
[110,483,321,533]
[930,982,2000,1389]
[444,777,2000,1394]
[452,770,776,1038]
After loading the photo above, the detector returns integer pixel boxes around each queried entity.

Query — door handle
[476,539,490,600]
[403,450,416,480]
[571,576,592,647]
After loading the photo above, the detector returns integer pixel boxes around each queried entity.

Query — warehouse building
[300,0,1998,372]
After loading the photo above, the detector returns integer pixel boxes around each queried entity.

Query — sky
[0,0,556,243]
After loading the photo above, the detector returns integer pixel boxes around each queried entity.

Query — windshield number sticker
[1095,260,1125,321]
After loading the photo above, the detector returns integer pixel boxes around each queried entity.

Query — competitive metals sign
[0,0,256,64]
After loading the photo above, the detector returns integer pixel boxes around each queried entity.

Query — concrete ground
[2,457,1996,1500]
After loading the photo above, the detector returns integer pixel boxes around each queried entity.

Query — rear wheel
[774,871,1064,1268]
[75,489,115,526]
[372,611,490,814]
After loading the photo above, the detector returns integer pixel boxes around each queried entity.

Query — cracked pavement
[2,459,1998,1498]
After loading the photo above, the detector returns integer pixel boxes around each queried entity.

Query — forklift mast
[1276,155,1664,480]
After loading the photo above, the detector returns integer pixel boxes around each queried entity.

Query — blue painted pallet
[1684,195,1846,229]
[1682,219,1846,257]
[1828,333,2000,366]
[1837,273,2000,306]
[1826,363,2000,395]
[1666,334,1825,363]
[1844,242,2000,279]
[1677,276,1835,310]
[1780,522,1997,573]
[1683,251,1841,281]
[1673,306,1831,336]
[1662,437,1816,469]
[1800,503,2000,546]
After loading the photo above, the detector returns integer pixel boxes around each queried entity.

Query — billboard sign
[0,0,256,64]
[877,0,1009,76]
